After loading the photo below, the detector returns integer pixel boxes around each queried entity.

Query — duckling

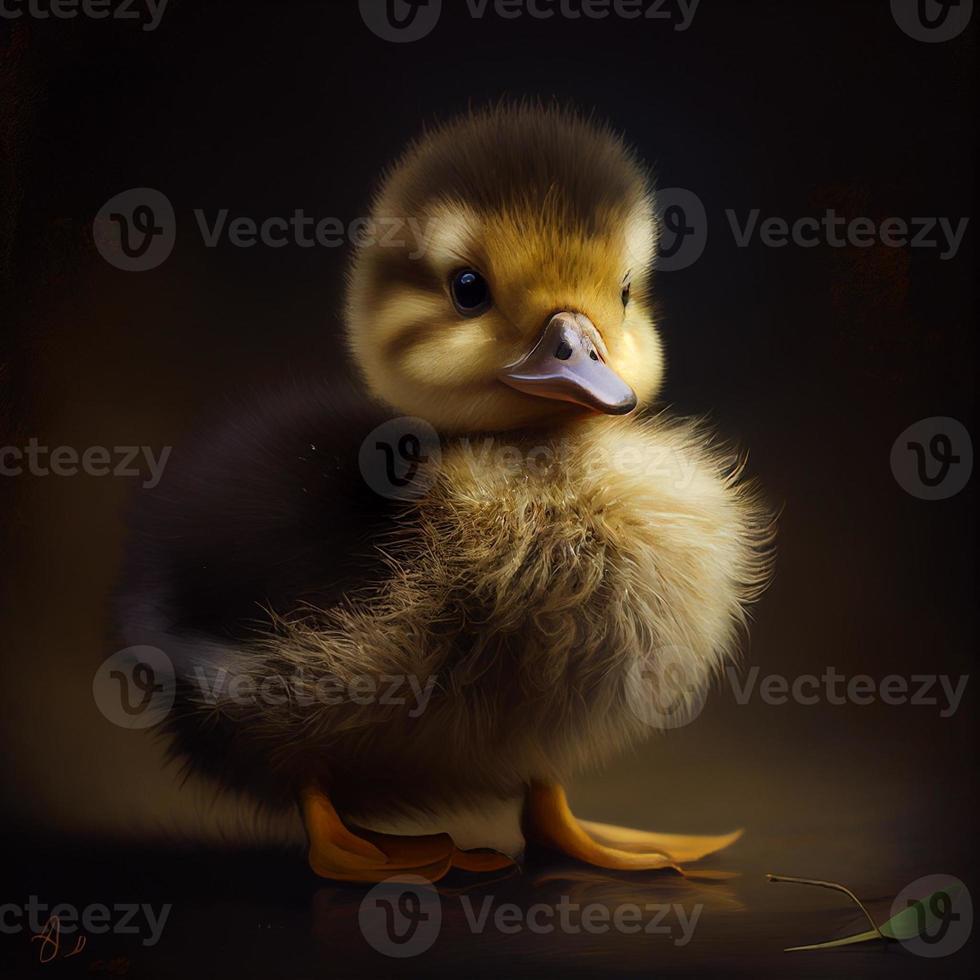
[117,103,772,883]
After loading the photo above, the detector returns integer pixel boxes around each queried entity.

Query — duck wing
[115,381,404,656]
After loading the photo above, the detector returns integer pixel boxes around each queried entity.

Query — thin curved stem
[766,873,883,940]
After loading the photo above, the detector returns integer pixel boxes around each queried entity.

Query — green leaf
[769,874,964,953]
[878,884,963,942]
[784,927,881,952]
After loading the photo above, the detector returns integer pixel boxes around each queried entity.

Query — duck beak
[498,312,637,415]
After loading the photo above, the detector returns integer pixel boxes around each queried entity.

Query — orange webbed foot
[523,783,742,876]
[301,785,516,884]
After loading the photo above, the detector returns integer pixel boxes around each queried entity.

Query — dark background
[0,1,976,977]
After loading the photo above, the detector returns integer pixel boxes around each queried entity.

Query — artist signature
[31,915,86,964]
[30,915,132,974]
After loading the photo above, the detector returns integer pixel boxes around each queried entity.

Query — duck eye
[451,269,492,317]
[621,282,631,308]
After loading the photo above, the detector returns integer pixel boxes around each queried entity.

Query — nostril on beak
[499,311,637,415]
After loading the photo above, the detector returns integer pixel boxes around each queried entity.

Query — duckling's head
[347,103,663,433]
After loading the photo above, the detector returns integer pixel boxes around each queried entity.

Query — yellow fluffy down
[227,415,772,818]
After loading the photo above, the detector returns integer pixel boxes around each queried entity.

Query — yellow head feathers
[347,104,663,432]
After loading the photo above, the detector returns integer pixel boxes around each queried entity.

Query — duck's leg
[523,783,742,872]
[301,784,515,883]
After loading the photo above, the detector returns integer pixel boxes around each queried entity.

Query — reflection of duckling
[118,104,772,883]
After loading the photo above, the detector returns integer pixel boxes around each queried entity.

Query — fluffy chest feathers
[260,415,769,805]
[409,417,767,688]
